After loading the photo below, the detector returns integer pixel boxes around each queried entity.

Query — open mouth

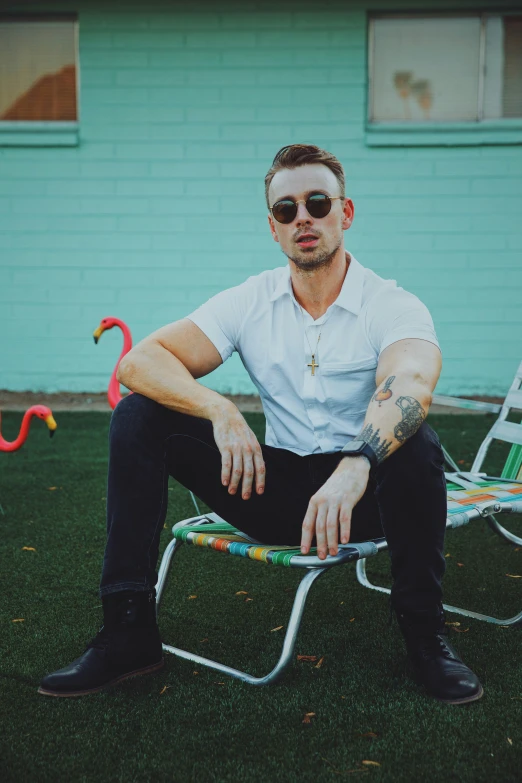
[296,234,320,248]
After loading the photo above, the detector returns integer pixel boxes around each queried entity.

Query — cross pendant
[307,355,319,376]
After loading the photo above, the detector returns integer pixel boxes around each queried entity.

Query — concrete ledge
[0,390,503,415]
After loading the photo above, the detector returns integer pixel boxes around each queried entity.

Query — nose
[295,201,313,226]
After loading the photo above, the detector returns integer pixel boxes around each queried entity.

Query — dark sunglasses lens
[272,200,297,224]
[306,194,332,218]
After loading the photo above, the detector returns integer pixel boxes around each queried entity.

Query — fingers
[221,449,232,487]
[301,499,333,560]
[300,499,317,556]
[227,448,243,495]
[301,498,353,559]
[326,503,341,556]
[339,507,352,545]
[253,449,266,495]
[222,445,266,499]
[215,416,265,500]
[301,500,329,560]
[315,504,328,560]
[241,447,254,499]
[241,440,266,498]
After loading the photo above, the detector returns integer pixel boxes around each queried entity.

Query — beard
[283,234,343,272]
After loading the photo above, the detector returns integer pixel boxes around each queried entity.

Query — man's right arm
[116,317,233,422]
[116,318,266,500]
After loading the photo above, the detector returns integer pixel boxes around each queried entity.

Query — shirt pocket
[320,357,378,416]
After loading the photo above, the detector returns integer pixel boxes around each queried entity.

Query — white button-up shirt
[186,254,439,456]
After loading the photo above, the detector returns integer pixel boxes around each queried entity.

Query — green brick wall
[1,0,521,395]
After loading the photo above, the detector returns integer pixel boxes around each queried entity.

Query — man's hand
[300,456,370,559]
[210,404,266,500]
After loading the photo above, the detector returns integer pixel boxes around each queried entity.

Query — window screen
[484,15,522,119]
[0,17,78,122]
[369,13,522,124]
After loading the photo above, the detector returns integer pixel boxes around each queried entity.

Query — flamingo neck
[113,319,133,354]
[108,319,133,407]
[0,409,33,452]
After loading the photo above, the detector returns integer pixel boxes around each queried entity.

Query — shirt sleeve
[184,279,253,363]
[368,285,440,355]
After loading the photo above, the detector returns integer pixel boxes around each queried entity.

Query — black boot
[38,588,164,697]
[394,603,483,704]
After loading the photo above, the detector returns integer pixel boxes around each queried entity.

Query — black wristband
[340,439,378,470]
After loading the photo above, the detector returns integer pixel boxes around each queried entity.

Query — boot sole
[408,664,484,705]
[434,683,484,705]
[37,657,165,698]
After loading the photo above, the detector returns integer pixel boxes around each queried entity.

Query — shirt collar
[269,253,364,315]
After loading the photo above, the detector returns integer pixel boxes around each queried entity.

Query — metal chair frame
[358,361,522,626]
[156,485,522,685]
[155,362,522,685]
[156,512,385,685]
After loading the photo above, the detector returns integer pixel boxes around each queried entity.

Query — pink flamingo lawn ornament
[0,405,58,514]
[92,316,133,409]
[93,315,201,514]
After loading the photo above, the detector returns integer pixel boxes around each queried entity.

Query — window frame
[0,12,80,147]
[366,9,522,147]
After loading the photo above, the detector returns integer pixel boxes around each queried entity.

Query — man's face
[267,163,353,271]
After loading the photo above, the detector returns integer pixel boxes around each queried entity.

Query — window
[369,13,522,125]
[0,14,79,145]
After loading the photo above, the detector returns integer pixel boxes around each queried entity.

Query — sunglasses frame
[269,194,344,224]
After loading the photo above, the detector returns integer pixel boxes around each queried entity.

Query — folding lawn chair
[357,360,522,627]
[432,393,503,473]
[156,516,385,685]
[155,400,522,685]
[428,361,522,539]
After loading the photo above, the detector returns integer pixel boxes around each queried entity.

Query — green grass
[1,412,521,783]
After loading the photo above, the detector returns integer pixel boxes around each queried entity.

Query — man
[39,144,482,704]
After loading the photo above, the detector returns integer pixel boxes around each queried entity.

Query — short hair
[264,144,345,208]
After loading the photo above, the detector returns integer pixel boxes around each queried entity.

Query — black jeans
[100,392,447,613]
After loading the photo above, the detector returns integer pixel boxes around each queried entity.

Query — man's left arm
[300,338,442,559]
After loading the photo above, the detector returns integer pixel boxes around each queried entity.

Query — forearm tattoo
[372,375,395,406]
[359,391,426,463]
[359,423,393,464]
[394,395,426,443]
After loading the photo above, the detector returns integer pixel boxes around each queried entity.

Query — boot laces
[391,602,455,662]
[415,632,453,663]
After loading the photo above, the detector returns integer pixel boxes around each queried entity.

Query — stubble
[283,233,343,273]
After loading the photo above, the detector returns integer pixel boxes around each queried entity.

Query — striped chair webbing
[172,522,305,566]
[446,480,522,513]
[172,481,522,565]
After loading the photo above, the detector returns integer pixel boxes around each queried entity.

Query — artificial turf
[1,411,521,782]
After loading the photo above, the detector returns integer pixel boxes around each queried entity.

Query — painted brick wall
[1,0,521,396]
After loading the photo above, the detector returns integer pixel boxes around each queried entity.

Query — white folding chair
[358,360,522,626]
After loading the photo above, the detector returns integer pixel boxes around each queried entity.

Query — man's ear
[342,198,354,230]
[268,213,280,243]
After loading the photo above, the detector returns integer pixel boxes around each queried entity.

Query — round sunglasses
[269,193,343,224]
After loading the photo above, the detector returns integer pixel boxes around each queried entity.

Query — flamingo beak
[44,414,58,437]
[93,325,104,344]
